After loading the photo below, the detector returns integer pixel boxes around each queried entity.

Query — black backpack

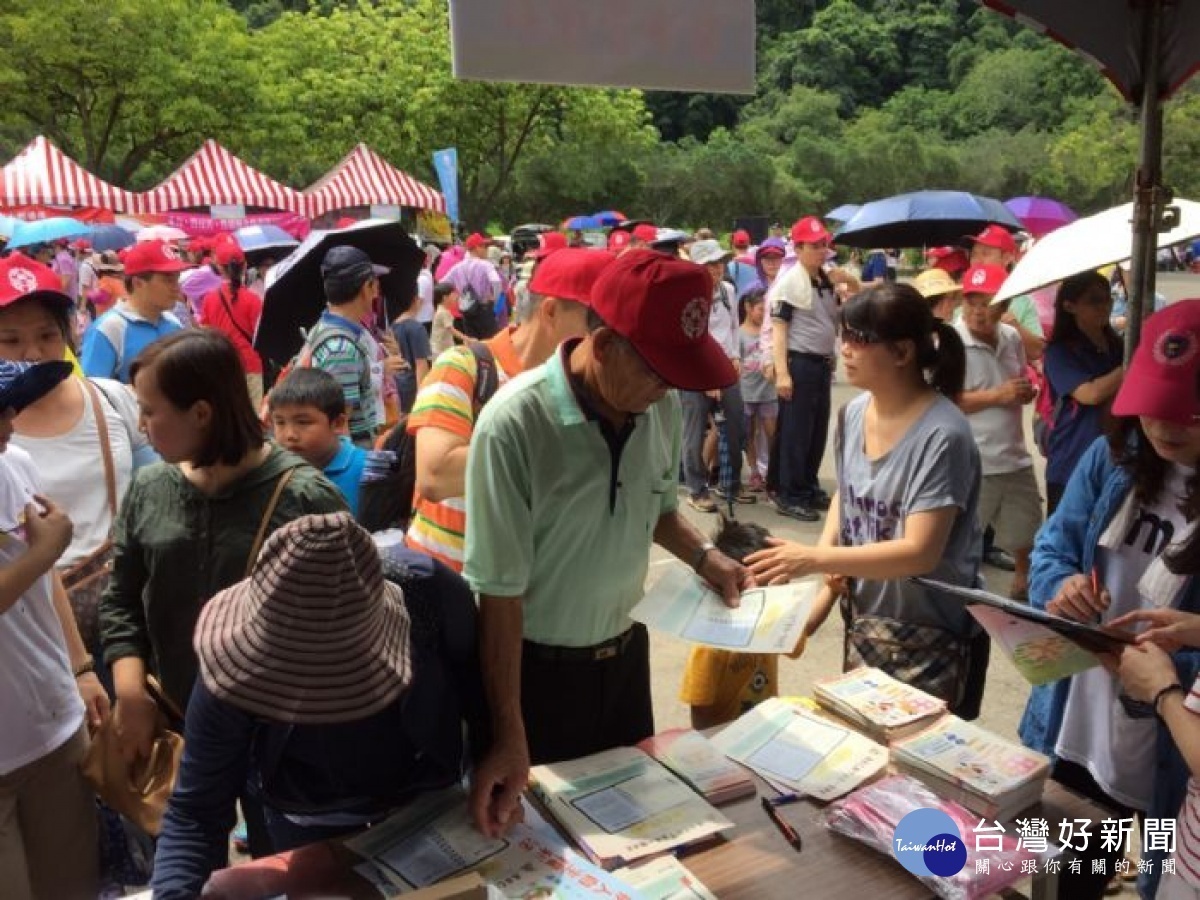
[358,343,498,532]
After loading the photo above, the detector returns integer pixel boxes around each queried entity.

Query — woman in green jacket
[99,329,345,772]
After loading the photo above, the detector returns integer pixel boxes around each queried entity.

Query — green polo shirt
[463,342,681,647]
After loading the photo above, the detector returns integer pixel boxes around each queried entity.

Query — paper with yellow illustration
[631,565,815,653]
[966,604,1101,685]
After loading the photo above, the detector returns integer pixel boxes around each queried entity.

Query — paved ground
[647,272,1200,739]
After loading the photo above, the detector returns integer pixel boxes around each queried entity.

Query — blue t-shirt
[80,301,184,384]
[323,436,369,517]
[1043,338,1123,487]
[390,318,432,413]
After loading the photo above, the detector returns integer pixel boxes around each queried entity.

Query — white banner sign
[449,0,756,95]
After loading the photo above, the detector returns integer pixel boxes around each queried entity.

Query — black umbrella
[256,219,422,367]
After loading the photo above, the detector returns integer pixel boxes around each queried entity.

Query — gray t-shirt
[836,393,983,636]
[771,267,839,356]
[739,327,776,403]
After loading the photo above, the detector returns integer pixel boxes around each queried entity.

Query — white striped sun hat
[195,512,412,724]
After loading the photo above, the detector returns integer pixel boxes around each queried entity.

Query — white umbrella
[136,224,189,243]
[994,199,1200,304]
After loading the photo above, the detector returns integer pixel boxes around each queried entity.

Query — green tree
[0,0,259,186]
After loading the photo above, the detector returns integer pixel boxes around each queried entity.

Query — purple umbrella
[1004,197,1078,238]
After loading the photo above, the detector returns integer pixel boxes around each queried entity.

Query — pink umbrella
[1004,197,1078,238]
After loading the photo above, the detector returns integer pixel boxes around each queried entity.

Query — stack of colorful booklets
[890,715,1050,820]
[812,667,947,743]
[528,746,734,870]
[636,728,756,805]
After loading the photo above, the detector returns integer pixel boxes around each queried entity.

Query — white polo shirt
[954,321,1033,475]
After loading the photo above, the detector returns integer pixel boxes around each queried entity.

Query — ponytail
[224,261,245,304]
[928,321,966,398]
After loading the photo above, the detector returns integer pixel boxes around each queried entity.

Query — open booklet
[710,697,888,801]
[344,787,642,898]
[630,564,816,653]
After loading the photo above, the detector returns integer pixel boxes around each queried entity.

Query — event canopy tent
[1,136,137,213]
[304,143,446,218]
[139,139,308,216]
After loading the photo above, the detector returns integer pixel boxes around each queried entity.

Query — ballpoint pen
[761,796,803,852]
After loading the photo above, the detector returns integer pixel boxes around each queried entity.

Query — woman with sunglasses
[1042,271,1123,515]
[747,282,990,718]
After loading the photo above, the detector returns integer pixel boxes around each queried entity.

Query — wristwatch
[72,655,96,679]
[691,541,717,574]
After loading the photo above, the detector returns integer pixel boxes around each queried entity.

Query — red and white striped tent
[1,136,137,213]
[139,139,307,215]
[305,143,445,217]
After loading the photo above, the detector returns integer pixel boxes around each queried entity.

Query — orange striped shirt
[403,328,523,570]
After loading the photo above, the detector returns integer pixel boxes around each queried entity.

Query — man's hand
[996,377,1036,406]
[698,551,752,608]
[469,739,530,838]
[776,375,794,401]
[1046,573,1109,622]
[383,354,410,376]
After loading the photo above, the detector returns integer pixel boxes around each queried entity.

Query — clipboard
[911,576,1137,654]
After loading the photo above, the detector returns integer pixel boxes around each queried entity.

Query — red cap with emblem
[791,216,831,245]
[123,240,193,276]
[0,252,73,309]
[529,248,615,304]
[1113,298,1200,425]
[588,249,736,391]
[961,263,1008,297]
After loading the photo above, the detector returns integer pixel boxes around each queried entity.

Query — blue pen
[768,792,805,807]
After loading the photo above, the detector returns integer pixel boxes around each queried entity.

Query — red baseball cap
[532,231,568,260]
[0,253,72,309]
[967,224,1017,255]
[926,246,969,275]
[213,239,246,266]
[631,224,659,244]
[528,248,615,305]
[791,216,831,245]
[961,264,1008,297]
[123,239,193,276]
[1113,299,1200,425]
[732,229,751,249]
[465,232,495,251]
[71,238,91,251]
[608,229,632,253]
[589,249,736,392]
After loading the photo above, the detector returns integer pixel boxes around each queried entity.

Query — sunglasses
[842,326,883,346]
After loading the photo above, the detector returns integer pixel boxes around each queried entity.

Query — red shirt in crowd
[199,285,264,375]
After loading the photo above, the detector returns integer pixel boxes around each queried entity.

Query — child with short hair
[679,517,810,728]
[268,368,396,520]
[739,287,777,493]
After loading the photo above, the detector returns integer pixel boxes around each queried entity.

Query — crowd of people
[0,211,1197,900]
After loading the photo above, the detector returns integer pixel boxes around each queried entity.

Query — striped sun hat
[195,512,412,724]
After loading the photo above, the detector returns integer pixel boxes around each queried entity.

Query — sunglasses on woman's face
[842,326,883,346]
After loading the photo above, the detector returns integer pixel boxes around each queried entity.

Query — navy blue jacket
[151,548,487,899]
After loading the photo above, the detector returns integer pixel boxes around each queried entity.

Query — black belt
[524,627,636,663]
[788,350,834,364]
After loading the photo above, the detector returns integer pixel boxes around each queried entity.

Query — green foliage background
[0,0,1195,231]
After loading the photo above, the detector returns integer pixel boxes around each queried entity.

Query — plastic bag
[822,775,1053,900]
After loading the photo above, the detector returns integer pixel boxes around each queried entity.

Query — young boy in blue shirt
[268,368,395,521]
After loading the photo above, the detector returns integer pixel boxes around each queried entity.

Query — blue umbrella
[0,215,18,240]
[7,216,91,250]
[89,224,136,252]
[562,215,604,230]
[233,224,300,256]
[592,210,628,227]
[833,191,1023,249]
[825,203,861,222]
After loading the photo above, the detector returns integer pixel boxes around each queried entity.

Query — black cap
[321,246,390,305]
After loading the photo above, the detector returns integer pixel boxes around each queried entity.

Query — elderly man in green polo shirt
[463,249,751,838]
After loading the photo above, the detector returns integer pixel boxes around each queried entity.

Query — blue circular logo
[892,809,967,877]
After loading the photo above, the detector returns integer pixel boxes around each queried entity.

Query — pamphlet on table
[613,855,719,900]
[813,667,947,742]
[630,565,816,653]
[529,745,734,869]
[636,728,756,805]
[710,697,888,800]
